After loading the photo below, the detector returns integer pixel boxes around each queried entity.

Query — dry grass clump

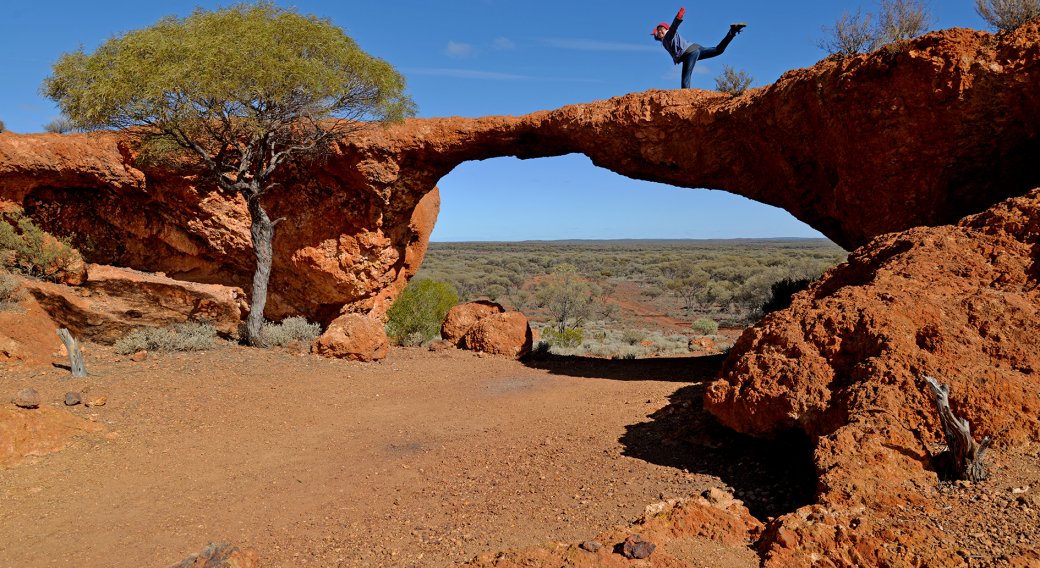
[0,270,25,308]
[263,316,321,347]
[114,322,221,355]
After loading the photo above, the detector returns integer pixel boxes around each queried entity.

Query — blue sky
[0,1,993,242]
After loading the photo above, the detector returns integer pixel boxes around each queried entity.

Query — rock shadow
[521,352,728,383]
[619,381,817,520]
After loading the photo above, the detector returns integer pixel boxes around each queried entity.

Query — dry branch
[924,375,991,481]
[57,328,88,378]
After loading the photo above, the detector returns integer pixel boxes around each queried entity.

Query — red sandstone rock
[462,311,533,358]
[0,405,106,467]
[18,264,246,343]
[311,313,389,361]
[441,301,506,346]
[0,291,62,367]
[706,187,1040,566]
[4,24,1040,321]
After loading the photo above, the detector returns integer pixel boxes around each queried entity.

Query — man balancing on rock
[653,7,746,89]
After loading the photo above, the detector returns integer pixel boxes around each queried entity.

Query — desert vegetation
[113,322,222,354]
[0,119,6,133]
[385,279,459,346]
[0,208,82,282]
[714,64,755,95]
[42,116,79,134]
[0,270,24,307]
[414,239,845,357]
[815,0,935,56]
[974,0,1040,31]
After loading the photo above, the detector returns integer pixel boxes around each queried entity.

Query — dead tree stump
[56,328,88,378]
[924,375,991,482]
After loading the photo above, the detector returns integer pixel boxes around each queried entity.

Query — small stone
[64,392,82,406]
[1011,486,1030,495]
[428,339,452,352]
[131,350,148,362]
[581,541,602,552]
[13,388,40,409]
[85,394,107,407]
[621,534,655,559]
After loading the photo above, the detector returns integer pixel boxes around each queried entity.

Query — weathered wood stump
[56,328,88,378]
[924,375,991,482]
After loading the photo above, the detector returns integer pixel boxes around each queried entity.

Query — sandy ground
[0,343,783,568]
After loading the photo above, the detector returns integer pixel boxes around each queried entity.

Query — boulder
[441,301,505,346]
[705,187,1040,566]
[312,313,389,361]
[461,311,533,358]
[165,542,260,568]
[4,23,1040,319]
[19,264,246,344]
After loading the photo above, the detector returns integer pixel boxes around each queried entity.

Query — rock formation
[705,187,1040,565]
[3,23,1040,321]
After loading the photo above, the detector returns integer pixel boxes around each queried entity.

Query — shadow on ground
[525,352,817,519]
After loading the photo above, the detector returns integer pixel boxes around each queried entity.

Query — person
[653,7,746,89]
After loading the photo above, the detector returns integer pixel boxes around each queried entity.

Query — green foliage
[113,322,220,354]
[761,277,816,315]
[0,209,82,282]
[541,326,584,348]
[262,316,321,347]
[622,329,647,345]
[41,2,416,136]
[385,279,458,346]
[714,64,755,95]
[535,263,597,333]
[974,0,1040,31]
[692,318,719,336]
[0,270,24,305]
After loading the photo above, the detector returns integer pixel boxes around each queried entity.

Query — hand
[677,7,685,19]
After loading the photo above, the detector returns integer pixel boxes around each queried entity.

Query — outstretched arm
[666,7,685,39]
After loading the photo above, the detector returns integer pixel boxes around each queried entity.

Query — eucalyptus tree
[41,2,417,346]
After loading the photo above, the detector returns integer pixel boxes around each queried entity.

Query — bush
[0,119,6,133]
[761,277,815,315]
[974,0,1040,31]
[622,329,647,345]
[541,326,584,348]
[815,0,934,56]
[0,270,24,305]
[262,316,321,347]
[42,116,79,134]
[385,279,458,345]
[114,322,220,354]
[715,64,755,95]
[0,209,82,282]
[692,318,719,336]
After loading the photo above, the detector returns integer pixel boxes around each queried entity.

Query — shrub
[815,7,879,56]
[0,209,82,282]
[0,270,24,305]
[761,277,815,315]
[0,119,6,133]
[622,329,647,345]
[532,340,552,356]
[974,0,1040,31]
[715,64,755,95]
[385,279,458,345]
[114,322,219,354]
[42,116,78,134]
[815,0,934,56]
[541,326,584,348]
[692,318,719,336]
[262,316,321,347]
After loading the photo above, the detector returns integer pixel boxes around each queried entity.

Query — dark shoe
[730,22,747,34]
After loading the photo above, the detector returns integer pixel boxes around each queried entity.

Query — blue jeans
[680,30,736,88]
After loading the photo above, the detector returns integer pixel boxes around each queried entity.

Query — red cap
[651,22,669,35]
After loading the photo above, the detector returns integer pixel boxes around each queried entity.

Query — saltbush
[541,326,584,348]
[715,64,755,95]
[385,279,458,346]
[114,322,220,354]
[974,0,1040,31]
[0,270,24,305]
[622,329,647,345]
[262,316,321,347]
[0,209,81,282]
[692,318,719,336]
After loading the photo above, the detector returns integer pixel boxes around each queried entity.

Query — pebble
[85,394,107,407]
[622,534,655,560]
[12,388,40,408]
[131,350,148,362]
[65,392,82,406]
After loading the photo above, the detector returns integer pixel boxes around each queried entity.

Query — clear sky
[0,1,993,242]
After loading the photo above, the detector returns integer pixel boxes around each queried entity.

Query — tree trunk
[56,328,88,378]
[924,375,991,482]
[245,198,277,347]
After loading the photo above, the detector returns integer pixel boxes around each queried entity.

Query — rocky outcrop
[462,311,534,358]
[18,265,246,344]
[4,23,1040,320]
[704,187,1040,566]
[1,405,106,467]
[441,301,506,346]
